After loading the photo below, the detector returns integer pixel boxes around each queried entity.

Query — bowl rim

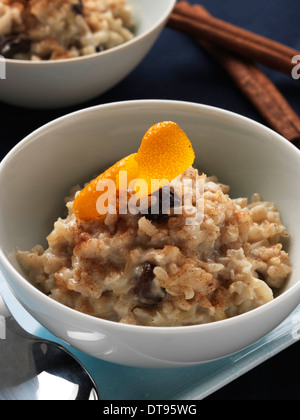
[0,98,300,334]
[2,0,177,66]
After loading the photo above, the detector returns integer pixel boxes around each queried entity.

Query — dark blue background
[0,0,299,400]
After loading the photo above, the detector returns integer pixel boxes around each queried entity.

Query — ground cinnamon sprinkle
[168,1,300,146]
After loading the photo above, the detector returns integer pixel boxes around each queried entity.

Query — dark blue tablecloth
[0,0,299,400]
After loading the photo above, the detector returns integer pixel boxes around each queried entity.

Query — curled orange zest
[135,121,195,196]
[73,121,195,221]
[73,154,138,221]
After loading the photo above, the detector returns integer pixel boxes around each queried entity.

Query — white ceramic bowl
[0,100,300,368]
[0,0,176,109]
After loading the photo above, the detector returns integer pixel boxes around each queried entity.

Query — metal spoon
[0,294,99,400]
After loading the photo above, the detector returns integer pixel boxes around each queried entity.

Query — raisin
[256,271,266,281]
[144,187,181,224]
[96,44,105,53]
[71,0,83,15]
[0,34,31,59]
[135,262,166,306]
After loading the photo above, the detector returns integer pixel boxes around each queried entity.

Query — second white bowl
[0,0,176,109]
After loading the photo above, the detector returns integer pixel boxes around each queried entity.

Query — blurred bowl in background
[0,0,176,109]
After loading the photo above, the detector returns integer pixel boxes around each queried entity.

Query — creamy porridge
[17,122,291,326]
[0,0,134,60]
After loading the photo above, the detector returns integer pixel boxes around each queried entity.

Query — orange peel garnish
[135,121,195,195]
[73,121,195,221]
[73,154,138,221]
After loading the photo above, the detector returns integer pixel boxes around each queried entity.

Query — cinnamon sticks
[167,1,300,145]
[169,1,298,76]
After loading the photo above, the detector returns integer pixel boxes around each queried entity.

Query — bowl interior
[129,0,175,38]
[1,100,300,298]
[6,0,176,65]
